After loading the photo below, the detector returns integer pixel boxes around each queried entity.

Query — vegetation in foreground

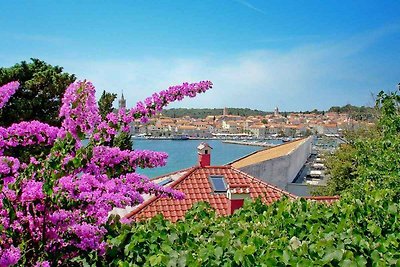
[100,88,399,266]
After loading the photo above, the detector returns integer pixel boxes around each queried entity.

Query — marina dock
[222,140,278,147]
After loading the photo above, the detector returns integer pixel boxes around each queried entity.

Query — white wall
[238,137,312,190]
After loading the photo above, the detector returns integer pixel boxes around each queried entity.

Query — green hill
[161,108,270,118]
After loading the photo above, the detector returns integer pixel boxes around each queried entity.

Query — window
[209,175,227,192]
[157,178,173,186]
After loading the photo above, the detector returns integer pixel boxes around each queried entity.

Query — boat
[171,134,190,140]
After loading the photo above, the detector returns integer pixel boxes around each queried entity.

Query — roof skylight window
[157,178,173,186]
[209,175,227,192]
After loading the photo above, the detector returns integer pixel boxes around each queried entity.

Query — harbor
[222,140,279,147]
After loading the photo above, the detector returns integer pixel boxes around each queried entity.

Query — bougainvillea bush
[0,80,212,266]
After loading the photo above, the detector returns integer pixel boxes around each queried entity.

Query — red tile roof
[126,166,296,222]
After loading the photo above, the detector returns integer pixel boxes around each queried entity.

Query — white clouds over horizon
[51,25,400,111]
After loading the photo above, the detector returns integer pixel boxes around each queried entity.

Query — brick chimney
[227,185,250,214]
[197,142,213,167]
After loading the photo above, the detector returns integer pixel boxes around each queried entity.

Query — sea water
[133,139,282,178]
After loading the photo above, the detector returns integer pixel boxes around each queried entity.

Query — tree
[98,90,117,120]
[98,90,133,150]
[313,143,358,196]
[314,87,400,197]
[0,58,76,127]
[113,131,133,150]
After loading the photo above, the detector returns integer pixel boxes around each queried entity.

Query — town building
[123,141,338,222]
[131,106,366,139]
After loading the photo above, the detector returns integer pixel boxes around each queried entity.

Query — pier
[222,140,278,147]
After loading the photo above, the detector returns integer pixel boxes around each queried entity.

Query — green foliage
[99,90,117,120]
[314,143,358,196]
[0,59,76,162]
[375,90,400,137]
[101,194,399,266]
[0,58,76,126]
[97,90,133,150]
[113,131,133,150]
[316,88,400,197]
[328,104,376,122]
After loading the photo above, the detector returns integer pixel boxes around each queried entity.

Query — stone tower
[274,107,279,117]
[223,107,228,116]
[119,93,126,110]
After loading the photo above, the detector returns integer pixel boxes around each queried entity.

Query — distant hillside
[328,104,376,121]
[161,108,270,118]
[161,105,376,121]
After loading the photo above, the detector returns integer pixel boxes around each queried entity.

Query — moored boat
[171,134,190,140]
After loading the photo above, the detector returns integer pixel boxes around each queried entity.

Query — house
[124,141,337,222]
[125,143,297,222]
[315,124,339,135]
[248,124,267,138]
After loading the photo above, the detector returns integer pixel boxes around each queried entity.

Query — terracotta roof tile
[126,166,297,222]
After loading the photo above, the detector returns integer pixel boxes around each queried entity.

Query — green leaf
[168,233,178,243]
[371,250,380,262]
[148,255,162,266]
[234,250,244,263]
[282,250,290,264]
[215,247,223,259]
[355,255,367,266]
[367,222,382,237]
[341,259,357,267]
[243,245,256,255]
[322,249,343,263]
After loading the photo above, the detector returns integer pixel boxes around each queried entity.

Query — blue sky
[1,1,400,111]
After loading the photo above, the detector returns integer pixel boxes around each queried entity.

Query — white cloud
[232,0,266,15]
[56,25,400,111]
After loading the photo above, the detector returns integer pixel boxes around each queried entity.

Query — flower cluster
[59,81,101,138]
[130,80,213,124]
[0,246,20,267]
[0,79,212,266]
[0,81,20,109]
[0,156,20,176]
[0,121,60,153]
[87,146,168,175]
[108,81,213,129]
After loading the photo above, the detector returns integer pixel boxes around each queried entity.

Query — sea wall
[238,137,312,190]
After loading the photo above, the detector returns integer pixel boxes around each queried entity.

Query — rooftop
[125,165,295,222]
[230,138,307,169]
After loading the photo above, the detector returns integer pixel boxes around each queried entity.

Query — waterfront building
[248,124,267,138]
